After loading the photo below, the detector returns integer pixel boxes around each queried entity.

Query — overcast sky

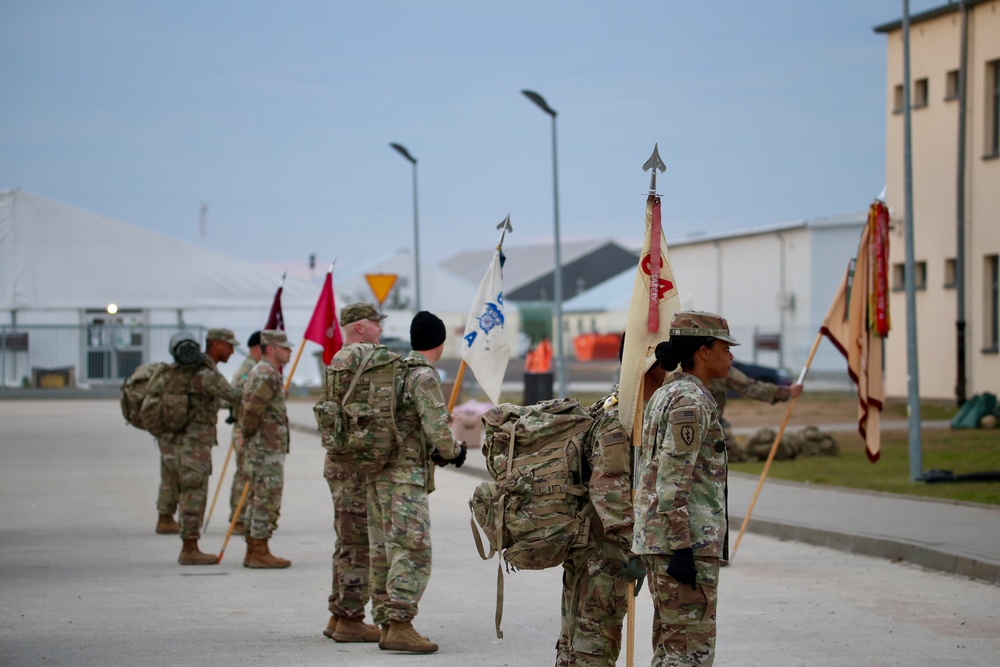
[0,1,944,276]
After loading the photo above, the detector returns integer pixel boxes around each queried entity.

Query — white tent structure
[0,189,325,388]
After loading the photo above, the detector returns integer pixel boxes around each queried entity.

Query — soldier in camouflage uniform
[240,329,293,569]
[321,303,387,642]
[171,328,242,565]
[368,311,465,653]
[227,330,261,532]
[555,338,666,667]
[633,311,740,666]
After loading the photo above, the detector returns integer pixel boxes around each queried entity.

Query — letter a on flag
[461,248,510,405]
[618,195,681,433]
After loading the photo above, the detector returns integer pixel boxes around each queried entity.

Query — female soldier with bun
[631,310,739,667]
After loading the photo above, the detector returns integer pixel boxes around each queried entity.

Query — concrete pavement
[2,399,999,666]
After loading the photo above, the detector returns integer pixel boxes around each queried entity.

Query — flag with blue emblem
[461,248,510,405]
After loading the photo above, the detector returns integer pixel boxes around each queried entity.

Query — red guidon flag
[304,268,343,365]
[618,194,681,434]
[265,273,285,331]
[820,201,890,462]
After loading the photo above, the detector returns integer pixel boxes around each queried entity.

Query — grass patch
[731,428,1000,506]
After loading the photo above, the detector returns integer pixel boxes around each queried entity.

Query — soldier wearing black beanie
[410,311,446,352]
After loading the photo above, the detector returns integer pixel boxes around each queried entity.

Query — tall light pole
[522,89,567,398]
[390,142,421,311]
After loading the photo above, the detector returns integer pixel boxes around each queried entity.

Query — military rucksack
[120,362,167,430]
[469,397,595,638]
[137,362,200,437]
[314,344,405,477]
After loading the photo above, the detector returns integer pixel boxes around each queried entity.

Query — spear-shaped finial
[496,213,513,249]
[643,143,666,195]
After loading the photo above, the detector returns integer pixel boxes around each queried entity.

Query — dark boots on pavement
[380,621,438,653]
[178,538,218,565]
[247,538,290,569]
[331,616,380,642]
[156,514,180,534]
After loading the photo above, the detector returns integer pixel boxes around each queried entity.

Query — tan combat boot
[242,536,255,568]
[322,615,339,639]
[380,620,438,653]
[156,514,180,534]
[178,538,218,565]
[332,617,381,643]
[247,538,291,569]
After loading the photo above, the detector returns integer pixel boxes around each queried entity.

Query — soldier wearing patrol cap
[632,311,738,666]
[171,327,242,565]
[240,329,293,568]
[319,303,386,642]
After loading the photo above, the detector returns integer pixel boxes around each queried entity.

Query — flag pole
[203,438,235,533]
[217,478,251,563]
[730,330,823,560]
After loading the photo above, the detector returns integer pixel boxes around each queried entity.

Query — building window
[985,255,999,353]
[987,60,1000,159]
[913,78,929,108]
[892,261,926,291]
[945,70,959,101]
[944,258,957,289]
[893,84,904,114]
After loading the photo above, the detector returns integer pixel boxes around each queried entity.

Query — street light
[390,142,421,311]
[521,89,566,398]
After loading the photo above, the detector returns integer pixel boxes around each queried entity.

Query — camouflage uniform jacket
[708,366,789,417]
[632,372,727,558]
[231,356,257,395]
[583,389,634,555]
[369,351,461,488]
[182,356,241,444]
[240,357,289,453]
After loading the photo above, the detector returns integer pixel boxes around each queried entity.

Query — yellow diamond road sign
[365,273,398,306]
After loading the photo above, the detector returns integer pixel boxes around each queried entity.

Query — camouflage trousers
[243,449,285,540]
[325,459,371,621]
[641,554,720,667]
[367,479,431,626]
[227,430,249,524]
[156,438,179,516]
[171,439,213,540]
[556,543,629,667]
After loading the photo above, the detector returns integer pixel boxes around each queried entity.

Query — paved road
[1,399,998,666]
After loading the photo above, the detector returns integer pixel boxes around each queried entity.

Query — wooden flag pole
[217,479,251,563]
[731,331,823,560]
[283,338,307,392]
[447,360,468,413]
[203,438,235,533]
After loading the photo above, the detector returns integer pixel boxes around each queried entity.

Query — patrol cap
[668,310,740,346]
[260,329,294,349]
[340,302,388,326]
[206,327,240,346]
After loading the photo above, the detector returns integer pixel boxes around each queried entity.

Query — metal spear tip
[643,143,666,173]
[496,214,513,233]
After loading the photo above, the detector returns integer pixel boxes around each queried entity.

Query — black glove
[430,450,449,467]
[666,547,697,590]
[450,444,468,469]
[622,556,646,596]
[225,410,235,425]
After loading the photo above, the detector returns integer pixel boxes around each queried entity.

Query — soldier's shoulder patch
[671,409,697,425]
[669,406,702,453]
